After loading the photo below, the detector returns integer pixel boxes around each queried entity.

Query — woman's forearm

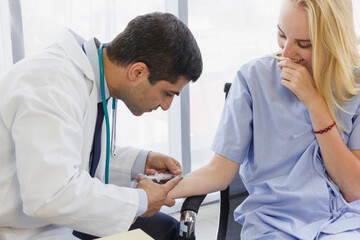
[308,97,360,202]
[168,153,240,199]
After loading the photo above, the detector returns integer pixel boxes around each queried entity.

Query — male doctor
[0,12,202,240]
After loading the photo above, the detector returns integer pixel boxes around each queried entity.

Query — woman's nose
[282,42,296,59]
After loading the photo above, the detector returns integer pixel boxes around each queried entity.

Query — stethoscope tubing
[111,99,117,157]
[98,43,111,184]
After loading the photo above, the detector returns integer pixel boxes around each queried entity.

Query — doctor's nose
[160,96,174,111]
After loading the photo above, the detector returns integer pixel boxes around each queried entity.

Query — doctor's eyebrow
[277,25,311,43]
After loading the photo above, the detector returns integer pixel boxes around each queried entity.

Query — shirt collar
[83,38,110,103]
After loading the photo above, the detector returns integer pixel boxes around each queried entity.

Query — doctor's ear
[127,62,149,82]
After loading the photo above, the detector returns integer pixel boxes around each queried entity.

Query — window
[188,0,283,170]
[0,0,13,74]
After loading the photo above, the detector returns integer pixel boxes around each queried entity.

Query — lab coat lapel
[57,29,99,173]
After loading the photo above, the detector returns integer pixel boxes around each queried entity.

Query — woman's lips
[268,53,304,64]
[292,59,304,64]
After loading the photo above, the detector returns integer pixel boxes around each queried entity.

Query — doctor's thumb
[163,176,182,193]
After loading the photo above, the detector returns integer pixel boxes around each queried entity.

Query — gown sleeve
[211,69,253,165]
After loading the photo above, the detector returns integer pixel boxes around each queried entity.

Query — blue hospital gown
[211,56,360,239]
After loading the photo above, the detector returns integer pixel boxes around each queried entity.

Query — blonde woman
[169,0,360,239]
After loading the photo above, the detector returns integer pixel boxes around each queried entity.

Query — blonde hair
[294,0,360,131]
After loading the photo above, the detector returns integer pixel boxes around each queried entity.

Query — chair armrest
[178,195,207,240]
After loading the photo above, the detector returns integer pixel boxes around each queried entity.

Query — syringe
[145,172,186,182]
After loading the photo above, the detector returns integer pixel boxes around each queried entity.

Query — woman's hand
[277,60,322,110]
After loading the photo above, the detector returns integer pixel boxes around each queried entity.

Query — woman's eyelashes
[279,33,312,49]
[297,41,312,49]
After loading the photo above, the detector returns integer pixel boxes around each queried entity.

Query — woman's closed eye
[297,41,312,49]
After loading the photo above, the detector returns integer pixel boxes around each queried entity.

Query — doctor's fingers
[140,183,170,217]
[145,168,157,176]
[158,178,181,207]
[164,196,176,207]
[162,176,182,193]
[164,158,182,175]
[146,152,182,172]
[135,174,155,188]
[136,173,147,183]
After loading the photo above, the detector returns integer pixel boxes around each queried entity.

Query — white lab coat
[0,29,142,239]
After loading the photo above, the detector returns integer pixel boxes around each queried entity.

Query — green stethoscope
[98,43,117,184]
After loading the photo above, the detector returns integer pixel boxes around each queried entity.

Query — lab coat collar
[83,38,111,103]
[57,29,95,82]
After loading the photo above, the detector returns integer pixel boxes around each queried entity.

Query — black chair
[217,168,248,240]
[217,83,249,240]
[178,83,249,240]
[177,195,206,240]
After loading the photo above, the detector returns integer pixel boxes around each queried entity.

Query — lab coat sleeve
[107,148,149,217]
[109,146,143,187]
[1,57,139,237]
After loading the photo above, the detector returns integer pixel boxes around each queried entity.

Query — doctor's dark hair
[105,12,203,85]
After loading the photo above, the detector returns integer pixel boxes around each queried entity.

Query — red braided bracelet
[313,122,336,134]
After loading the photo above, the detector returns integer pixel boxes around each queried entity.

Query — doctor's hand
[145,152,182,177]
[136,174,182,217]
